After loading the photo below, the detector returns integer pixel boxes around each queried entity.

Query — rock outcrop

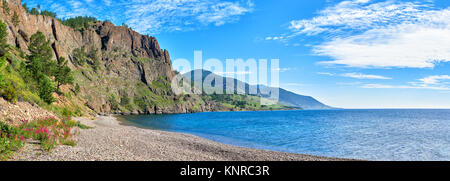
[0,0,215,115]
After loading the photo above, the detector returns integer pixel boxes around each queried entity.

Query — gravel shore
[12,116,346,161]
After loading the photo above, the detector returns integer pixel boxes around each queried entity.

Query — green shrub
[72,47,88,66]
[108,94,119,110]
[76,121,91,129]
[41,138,57,152]
[120,94,130,106]
[0,20,8,50]
[38,75,55,104]
[0,121,25,160]
[61,107,73,117]
[74,83,81,95]
[60,138,76,146]
[2,0,10,16]
[0,84,17,103]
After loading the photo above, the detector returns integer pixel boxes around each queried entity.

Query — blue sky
[22,0,450,108]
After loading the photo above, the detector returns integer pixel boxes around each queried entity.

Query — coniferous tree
[30,8,39,15]
[54,57,74,90]
[39,75,55,104]
[88,47,100,71]
[61,16,97,31]
[27,31,54,77]
[22,3,30,13]
[74,83,80,95]
[2,0,10,16]
[0,20,7,53]
[12,11,20,27]
[72,46,87,66]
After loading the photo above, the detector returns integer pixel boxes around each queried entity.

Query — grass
[0,117,90,160]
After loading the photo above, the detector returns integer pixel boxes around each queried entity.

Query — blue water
[118,109,450,161]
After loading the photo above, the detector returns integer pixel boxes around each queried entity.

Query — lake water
[118,109,450,161]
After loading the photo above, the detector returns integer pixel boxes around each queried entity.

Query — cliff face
[0,0,216,115]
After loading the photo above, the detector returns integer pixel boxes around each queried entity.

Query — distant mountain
[277,88,332,110]
[184,70,332,110]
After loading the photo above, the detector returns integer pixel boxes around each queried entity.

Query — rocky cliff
[0,0,216,115]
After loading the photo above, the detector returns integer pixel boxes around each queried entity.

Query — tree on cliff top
[62,16,97,31]
[30,8,38,15]
[22,3,30,14]
[40,10,57,18]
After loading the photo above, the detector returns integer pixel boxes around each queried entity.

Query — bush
[74,83,81,95]
[0,20,8,50]
[38,75,55,104]
[1,121,25,160]
[0,84,17,103]
[61,107,73,117]
[60,138,76,146]
[108,94,119,111]
[120,94,130,106]
[72,47,87,66]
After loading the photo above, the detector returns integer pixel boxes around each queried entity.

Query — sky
[21,0,450,109]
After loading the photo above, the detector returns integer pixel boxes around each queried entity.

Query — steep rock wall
[0,0,216,115]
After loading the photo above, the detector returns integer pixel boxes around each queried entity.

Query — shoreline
[12,116,349,161]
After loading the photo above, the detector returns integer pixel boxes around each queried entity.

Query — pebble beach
[12,116,346,161]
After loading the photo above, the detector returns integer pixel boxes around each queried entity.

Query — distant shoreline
[13,116,348,161]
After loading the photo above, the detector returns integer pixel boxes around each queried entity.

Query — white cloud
[196,2,251,26]
[280,0,450,68]
[289,0,423,36]
[361,83,450,90]
[341,73,391,80]
[317,72,335,76]
[361,75,450,90]
[25,0,252,35]
[272,67,293,72]
[418,75,450,85]
[282,83,308,87]
[318,72,391,79]
[125,0,253,34]
[214,71,252,75]
[316,22,450,68]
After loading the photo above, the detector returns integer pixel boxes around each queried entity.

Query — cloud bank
[23,0,253,34]
[277,0,450,68]
[361,75,450,90]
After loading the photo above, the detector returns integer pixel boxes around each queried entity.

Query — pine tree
[88,47,100,71]
[39,75,55,104]
[0,20,7,51]
[30,8,39,15]
[22,3,30,14]
[27,31,54,77]
[74,83,80,95]
[54,57,74,90]
[12,11,20,27]
[2,0,10,16]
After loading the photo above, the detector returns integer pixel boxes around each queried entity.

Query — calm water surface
[119,109,450,161]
